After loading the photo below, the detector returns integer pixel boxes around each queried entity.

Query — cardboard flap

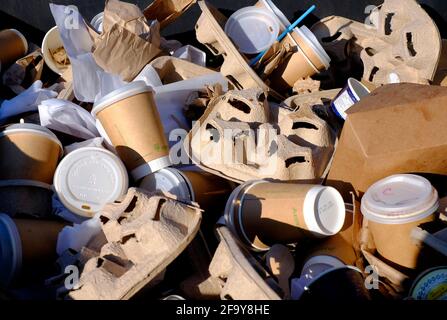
[143,0,197,29]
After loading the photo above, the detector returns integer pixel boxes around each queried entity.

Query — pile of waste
[0,0,446,301]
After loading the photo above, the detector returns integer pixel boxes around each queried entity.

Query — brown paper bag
[143,0,197,29]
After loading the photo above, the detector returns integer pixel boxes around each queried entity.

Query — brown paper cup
[0,29,28,66]
[0,124,63,184]
[306,234,358,266]
[225,181,346,251]
[92,82,170,180]
[13,218,66,267]
[368,214,436,269]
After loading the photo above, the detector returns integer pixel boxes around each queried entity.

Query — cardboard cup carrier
[0,213,65,288]
[54,147,128,218]
[140,168,233,212]
[361,174,439,269]
[270,26,331,92]
[0,29,28,68]
[225,180,346,251]
[0,123,63,184]
[92,81,171,180]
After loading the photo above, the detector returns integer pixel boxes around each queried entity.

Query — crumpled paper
[143,0,197,29]
[38,99,100,140]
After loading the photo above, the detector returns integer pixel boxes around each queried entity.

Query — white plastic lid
[54,147,129,218]
[303,186,346,237]
[361,174,439,225]
[224,7,280,54]
[139,168,194,202]
[90,12,104,33]
[258,0,291,30]
[0,123,63,157]
[91,81,153,117]
[0,213,22,288]
[293,26,331,69]
[9,29,28,55]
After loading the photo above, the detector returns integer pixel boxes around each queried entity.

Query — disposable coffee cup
[291,255,345,300]
[42,26,70,75]
[254,0,290,33]
[54,147,129,218]
[0,123,63,184]
[0,29,28,66]
[92,81,171,181]
[224,7,280,55]
[409,267,447,300]
[331,78,370,120]
[90,12,104,33]
[270,26,330,91]
[306,233,358,266]
[225,180,346,251]
[361,174,439,269]
[0,213,65,288]
[0,180,53,218]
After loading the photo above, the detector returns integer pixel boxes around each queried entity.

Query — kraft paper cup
[331,78,371,120]
[361,174,439,269]
[306,234,358,266]
[225,180,346,251]
[0,123,63,184]
[54,147,129,218]
[0,213,65,288]
[254,0,290,33]
[92,81,171,180]
[42,26,69,75]
[0,29,28,66]
[224,7,280,55]
[0,180,53,218]
[409,267,447,300]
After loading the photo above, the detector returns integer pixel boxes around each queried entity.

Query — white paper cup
[54,147,129,218]
[224,7,280,55]
[331,78,370,120]
[361,174,439,269]
[42,26,69,75]
[90,12,104,33]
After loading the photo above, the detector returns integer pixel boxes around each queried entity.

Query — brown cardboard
[92,0,162,81]
[96,90,169,172]
[327,83,447,200]
[311,0,442,86]
[143,0,196,29]
[368,214,437,269]
[0,130,62,184]
[0,29,27,66]
[2,50,44,94]
[292,77,321,95]
[195,1,283,101]
[14,219,66,267]
[60,188,201,300]
[208,226,281,300]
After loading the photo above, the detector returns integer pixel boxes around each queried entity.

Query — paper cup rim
[41,26,65,75]
[409,266,447,300]
[361,174,439,224]
[92,81,153,117]
[292,26,331,69]
[0,213,22,288]
[54,147,129,217]
[8,29,28,54]
[303,186,346,236]
[347,78,370,101]
[130,156,172,181]
[224,6,280,54]
[301,255,346,276]
[305,265,363,290]
[0,123,63,158]
[140,168,194,202]
[90,12,104,32]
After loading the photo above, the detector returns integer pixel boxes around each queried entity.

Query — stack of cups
[270,26,331,92]
[225,180,346,251]
[0,123,63,217]
[0,29,28,71]
[361,174,439,269]
[91,81,171,181]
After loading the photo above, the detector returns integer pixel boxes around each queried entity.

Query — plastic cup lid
[224,7,280,54]
[92,81,153,117]
[361,174,439,224]
[292,26,331,69]
[54,147,129,218]
[139,168,193,202]
[258,0,291,30]
[0,213,22,288]
[303,186,346,236]
[0,123,63,157]
[409,266,447,300]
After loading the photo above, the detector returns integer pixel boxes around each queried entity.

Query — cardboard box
[327,83,447,199]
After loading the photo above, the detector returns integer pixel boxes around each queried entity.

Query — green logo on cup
[292,208,300,227]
